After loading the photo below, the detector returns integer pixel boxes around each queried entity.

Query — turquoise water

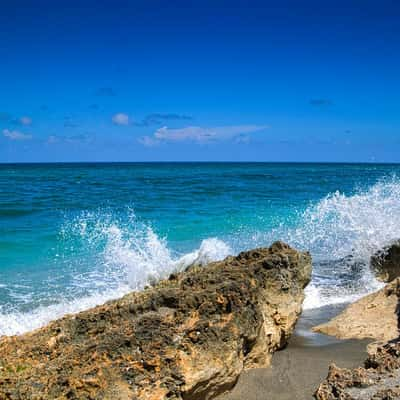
[2,162,400,335]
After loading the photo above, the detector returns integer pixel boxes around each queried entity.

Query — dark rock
[371,241,400,282]
[0,241,311,400]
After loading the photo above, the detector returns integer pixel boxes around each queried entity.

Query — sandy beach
[219,305,371,400]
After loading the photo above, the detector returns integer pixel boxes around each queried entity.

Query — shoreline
[0,243,313,399]
[0,242,391,399]
[218,304,371,400]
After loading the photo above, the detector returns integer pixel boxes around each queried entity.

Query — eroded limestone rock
[315,340,400,400]
[313,279,400,342]
[0,241,311,400]
[314,277,400,399]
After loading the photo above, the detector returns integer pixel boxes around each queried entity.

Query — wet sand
[218,304,371,400]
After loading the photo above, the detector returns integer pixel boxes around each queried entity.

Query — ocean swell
[2,178,400,335]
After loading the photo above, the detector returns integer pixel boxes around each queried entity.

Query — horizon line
[1,161,400,165]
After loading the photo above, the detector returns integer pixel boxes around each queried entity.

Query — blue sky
[0,0,399,162]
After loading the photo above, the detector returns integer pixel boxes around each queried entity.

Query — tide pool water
[1,162,400,335]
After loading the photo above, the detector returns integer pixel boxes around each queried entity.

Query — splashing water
[289,179,400,309]
[0,210,232,335]
[2,173,400,335]
[67,210,232,291]
[287,178,400,261]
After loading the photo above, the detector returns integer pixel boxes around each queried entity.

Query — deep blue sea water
[2,162,400,335]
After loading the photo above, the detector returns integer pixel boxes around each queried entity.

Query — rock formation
[315,339,400,399]
[313,275,400,399]
[0,241,311,400]
[371,241,400,282]
[313,278,400,342]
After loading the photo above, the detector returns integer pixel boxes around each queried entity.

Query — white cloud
[3,129,32,141]
[139,125,267,146]
[112,113,129,125]
[19,116,32,125]
[138,135,160,147]
[235,134,251,144]
[46,134,91,144]
[47,135,59,144]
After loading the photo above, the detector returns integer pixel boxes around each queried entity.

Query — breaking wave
[2,177,400,335]
[0,210,231,335]
[289,178,400,309]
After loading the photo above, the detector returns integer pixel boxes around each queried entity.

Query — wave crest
[288,177,400,261]
[290,178,400,309]
[0,211,231,335]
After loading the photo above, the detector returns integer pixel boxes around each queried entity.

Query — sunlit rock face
[0,241,311,400]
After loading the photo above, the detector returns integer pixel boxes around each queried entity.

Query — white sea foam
[292,178,400,309]
[174,238,232,270]
[0,289,130,336]
[233,178,400,309]
[287,178,400,261]
[0,212,231,335]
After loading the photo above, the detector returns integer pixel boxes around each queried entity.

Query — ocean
[1,162,399,336]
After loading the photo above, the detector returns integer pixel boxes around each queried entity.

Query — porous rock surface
[0,241,311,400]
[314,340,400,400]
[313,279,400,342]
[371,241,400,283]
[314,278,400,399]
